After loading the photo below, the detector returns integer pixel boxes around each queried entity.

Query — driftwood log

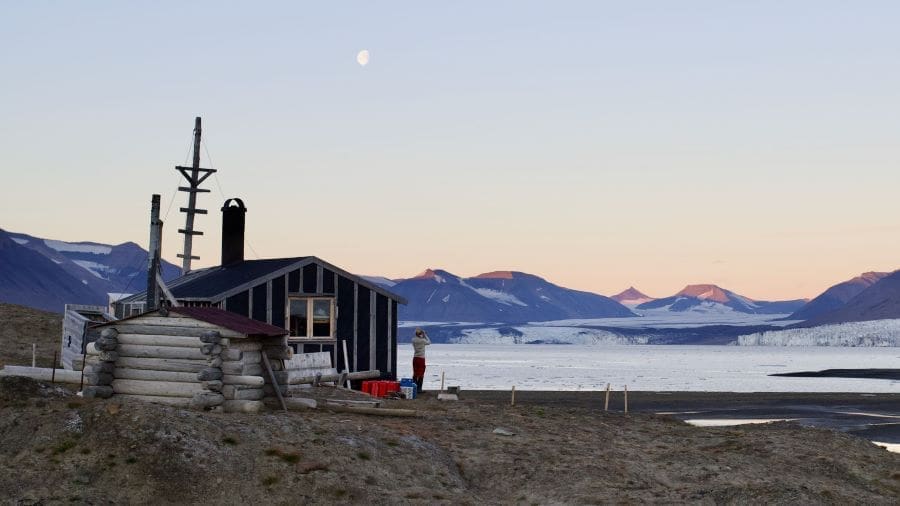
[324,405,417,417]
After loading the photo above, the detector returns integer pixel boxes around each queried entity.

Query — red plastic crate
[362,380,400,398]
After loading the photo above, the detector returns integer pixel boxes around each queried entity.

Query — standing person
[411,328,431,394]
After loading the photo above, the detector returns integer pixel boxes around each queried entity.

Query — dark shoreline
[457,390,900,444]
[771,368,900,380]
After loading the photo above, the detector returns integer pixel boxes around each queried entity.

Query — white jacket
[412,333,431,358]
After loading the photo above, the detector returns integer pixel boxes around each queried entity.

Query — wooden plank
[274,369,379,386]
[285,352,332,370]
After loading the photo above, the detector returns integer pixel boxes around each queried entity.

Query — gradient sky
[2,2,899,301]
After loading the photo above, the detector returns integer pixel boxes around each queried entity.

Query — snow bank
[738,319,900,346]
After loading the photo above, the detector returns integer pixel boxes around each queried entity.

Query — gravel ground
[1,378,898,505]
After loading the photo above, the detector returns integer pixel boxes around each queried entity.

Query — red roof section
[170,307,288,338]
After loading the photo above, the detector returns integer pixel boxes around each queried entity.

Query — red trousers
[412,357,426,378]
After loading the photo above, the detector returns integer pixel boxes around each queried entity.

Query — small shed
[87,306,291,413]
[112,199,407,381]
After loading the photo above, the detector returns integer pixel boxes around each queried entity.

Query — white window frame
[286,296,336,341]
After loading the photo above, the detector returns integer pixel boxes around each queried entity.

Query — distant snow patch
[73,260,113,280]
[11,237,28,245]
[472,288,528,307]
[44,239,111,255]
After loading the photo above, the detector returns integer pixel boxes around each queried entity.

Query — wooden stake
[440,371,445,392]
[32,344,36,368]
[511,385,516,406]
[342,340,351,389]
[261,354,288,413]
[624,384,628,414]
[51,351,57,383]
[604,383,610,412]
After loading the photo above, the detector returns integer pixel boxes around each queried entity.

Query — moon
[356,50,370,67]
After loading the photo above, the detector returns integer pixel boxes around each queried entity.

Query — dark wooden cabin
[114,199,406,380]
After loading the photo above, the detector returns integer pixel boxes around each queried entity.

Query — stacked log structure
[93,313,270,411]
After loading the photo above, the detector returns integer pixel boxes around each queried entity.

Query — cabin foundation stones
[193,330,225,410]
[82,328,118,398]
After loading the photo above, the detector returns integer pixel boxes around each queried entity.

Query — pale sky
[2,2,899,301]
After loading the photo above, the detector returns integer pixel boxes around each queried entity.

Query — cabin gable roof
[118,256,406,305]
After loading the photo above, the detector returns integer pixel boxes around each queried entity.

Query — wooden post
[146,194,162,311]
[51,351,57,383]
[604,383,610,412]
[624,385,628,414]
[261,353,288,413]
[32,344,36,368]
[440,371,445,392]
[342,340,351,389]
[175,117,217,274]
[510,385,516,406]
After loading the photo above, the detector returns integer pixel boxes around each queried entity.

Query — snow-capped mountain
[636,284,806,315]
[390,269,636,323]
[0,229,100,313]
[611,287,656,306]
[800,270,900,327]
[0,229,180,313]
[788,271,892,321]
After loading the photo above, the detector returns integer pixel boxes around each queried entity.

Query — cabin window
[288,297,334,340]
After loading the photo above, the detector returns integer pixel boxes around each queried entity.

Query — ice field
[396,344,900,392]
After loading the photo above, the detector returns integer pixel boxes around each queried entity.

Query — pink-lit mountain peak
[412,268,440,280]
[676,284,735,304]
[853,271,891,284]
[474,271,515,280]
[612,287,655,303]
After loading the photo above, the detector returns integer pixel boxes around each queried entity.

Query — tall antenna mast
[176,117,216,274]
